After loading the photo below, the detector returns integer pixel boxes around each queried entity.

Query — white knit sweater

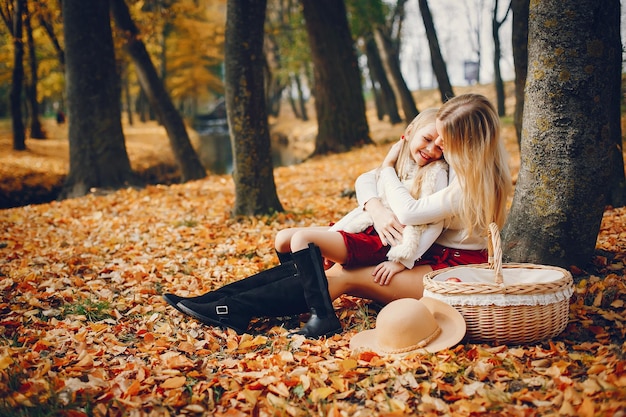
[330,160,448,268]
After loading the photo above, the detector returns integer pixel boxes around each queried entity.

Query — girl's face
[409,123,443,167]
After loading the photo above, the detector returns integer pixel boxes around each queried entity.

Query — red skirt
[415,243,488,270]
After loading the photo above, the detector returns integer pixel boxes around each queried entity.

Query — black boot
[292,243,342,338]
[276,250,292,264]
[175,272,309,334]
[163,261,297,314]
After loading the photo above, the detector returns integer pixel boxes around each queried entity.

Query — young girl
[165,94,512,340]
[274,108,447,285]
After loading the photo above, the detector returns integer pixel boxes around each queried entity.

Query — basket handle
[488,222,504,284]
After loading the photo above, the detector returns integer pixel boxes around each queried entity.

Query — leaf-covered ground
[1,82,625,415]
[1,139,625,416]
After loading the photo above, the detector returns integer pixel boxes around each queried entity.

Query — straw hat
[350,297,466,355]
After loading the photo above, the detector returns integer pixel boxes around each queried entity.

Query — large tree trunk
[225,0,283,216]
[110,0,206,183]
[364,36,401,125]
[60,0,137,199]
[418,0,454,103]
[511,0,529,146]
[502,0,620,268]
[301,0,371,154]
[373,28,417,122]
[10,0,26,151]
[24,0,45,139]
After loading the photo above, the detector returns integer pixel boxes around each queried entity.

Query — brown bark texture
[502,0,621,268]
[61,0,136,199]
[225,0,283,216]
[301,0,371,154]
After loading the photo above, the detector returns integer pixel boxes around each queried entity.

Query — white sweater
[330,161,448,268]
[355,166,487,251]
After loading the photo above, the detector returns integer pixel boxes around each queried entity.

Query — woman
[164,94,512,338]
[325,93,512,305]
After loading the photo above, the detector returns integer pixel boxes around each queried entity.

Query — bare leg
[274,226,330,253]
[324,263,432,305]
[275,227,348,265]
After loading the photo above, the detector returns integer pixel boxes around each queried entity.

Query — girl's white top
[356,166,487,251]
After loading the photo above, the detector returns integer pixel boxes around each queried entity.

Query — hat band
[378,325,442,354]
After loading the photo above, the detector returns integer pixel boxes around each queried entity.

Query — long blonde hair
[436,94,512,237]
[394,108,441,199]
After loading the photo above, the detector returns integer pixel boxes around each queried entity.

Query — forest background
[0,0,625,416]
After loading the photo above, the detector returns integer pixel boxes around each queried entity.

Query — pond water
[195,118,306,174]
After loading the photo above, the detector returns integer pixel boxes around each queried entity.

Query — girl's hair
[395,108,440,198]
[437,94,512,237]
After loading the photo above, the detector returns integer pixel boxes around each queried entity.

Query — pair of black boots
[163,243,342,338]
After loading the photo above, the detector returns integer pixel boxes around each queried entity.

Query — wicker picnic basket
[422,223,574,345]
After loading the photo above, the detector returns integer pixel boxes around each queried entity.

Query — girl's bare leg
[324,263,432,305]
[289,229,348,265]
[274,226,330,253]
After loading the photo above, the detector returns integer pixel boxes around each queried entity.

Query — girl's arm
[379,166,458,226]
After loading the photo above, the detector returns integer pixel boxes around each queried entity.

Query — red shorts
[337,226,390,268]
[415,243,488,270]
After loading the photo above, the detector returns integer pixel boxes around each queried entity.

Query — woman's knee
[274,229,292,253]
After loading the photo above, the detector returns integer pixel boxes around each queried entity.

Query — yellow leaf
[0,352,13,371]
[309,387,334,402]
[161,376,187,389]
[339,358,357,371]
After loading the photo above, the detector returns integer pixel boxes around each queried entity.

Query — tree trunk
[301,0,371,154]
[511,0,529,146]
[24,0,46,139]
[110,0,207,183]
[225,0,283,216]
[10,0,26,151]
[492,0,510,117]
[365,36,401,124]
[418,0,454,103]
[61,0,137,199]
[502,0,620,268]
[373,28,417,122]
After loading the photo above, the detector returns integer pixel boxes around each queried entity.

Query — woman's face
[434,118,445,152]
[410,123,443,167]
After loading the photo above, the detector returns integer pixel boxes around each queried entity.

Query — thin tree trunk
[418,0,454,102]
[511,0,529,146]
[492,0,511,116]
[373,28,417,122]
[110,0,206,182]
[366,36,401,124]
[10,0,26,150]
[24,0,45,139]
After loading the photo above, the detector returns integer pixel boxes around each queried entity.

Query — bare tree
[502,0,621,268]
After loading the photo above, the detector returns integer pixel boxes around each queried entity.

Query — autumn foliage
[1,125,625,416]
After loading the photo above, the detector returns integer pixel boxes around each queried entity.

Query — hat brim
[349,297,466,356]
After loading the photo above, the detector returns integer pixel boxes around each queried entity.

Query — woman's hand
[372,261,406,285]
[364,197,405,246]
[381,137,404,168]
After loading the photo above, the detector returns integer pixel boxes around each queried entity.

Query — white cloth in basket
[423,267,574,307]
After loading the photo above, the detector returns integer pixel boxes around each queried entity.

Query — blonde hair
[436,94,512,237]
[394,108,441,199]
